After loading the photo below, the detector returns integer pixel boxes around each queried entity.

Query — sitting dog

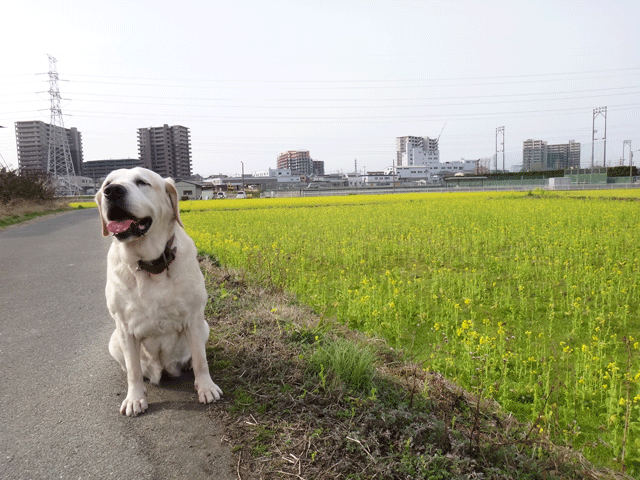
[95,167,222,416]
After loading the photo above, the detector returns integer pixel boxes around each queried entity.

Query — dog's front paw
[120,395,148,417]
[195,376,223,404]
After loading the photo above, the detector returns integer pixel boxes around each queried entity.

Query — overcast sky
[1,0,639,176]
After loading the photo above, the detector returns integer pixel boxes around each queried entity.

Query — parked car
[236,191,247,199]
[216,191,227,199]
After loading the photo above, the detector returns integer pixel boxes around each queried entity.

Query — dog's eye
[135,179,150,187]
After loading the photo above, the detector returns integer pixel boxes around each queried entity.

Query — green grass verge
[0,207,69,228]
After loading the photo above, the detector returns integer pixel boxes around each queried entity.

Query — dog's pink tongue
[107,219,135,234]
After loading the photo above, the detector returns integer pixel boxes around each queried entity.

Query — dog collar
[137,235,177,275]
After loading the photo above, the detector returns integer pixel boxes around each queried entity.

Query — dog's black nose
[104,183,126,200]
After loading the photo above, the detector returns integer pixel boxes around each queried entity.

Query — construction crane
[437,122,447,142]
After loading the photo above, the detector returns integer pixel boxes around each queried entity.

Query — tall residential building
[137,124,192,179]
[523,139,547,171]
[277,150,313,176]
[396,136,439,166]
[523,139,581,171]
[547,140,581,170]
[15,120,83,175]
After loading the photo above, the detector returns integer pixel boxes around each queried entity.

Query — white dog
[95,167,222,416]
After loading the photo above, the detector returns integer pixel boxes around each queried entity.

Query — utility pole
[624,140,633,182]
[392,159,396,193]
[495,126,505,173]
[591,107,607,169]
[46,55,78,195]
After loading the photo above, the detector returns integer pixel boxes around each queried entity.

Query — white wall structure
[345,172,395,187]
[384,165,430,181]
[253,168,300,182]
[433,160,476,176]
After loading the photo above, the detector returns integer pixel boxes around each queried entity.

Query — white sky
[1,0,639,176]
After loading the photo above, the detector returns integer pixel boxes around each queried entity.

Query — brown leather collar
[137,235,176,275]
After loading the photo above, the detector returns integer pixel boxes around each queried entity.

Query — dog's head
[95,167,183,242]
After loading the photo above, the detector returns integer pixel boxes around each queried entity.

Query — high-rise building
[137,124,192,179]
[523,139,580,171]
[396,136,439,166]
[548,143,581,170]
[277,150,313,176]
[15,120,83,174]
[567,140,581,169]
[523,139,547,171]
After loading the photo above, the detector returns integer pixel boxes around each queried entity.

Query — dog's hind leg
[163,333,191,377]
[140,340,163,385]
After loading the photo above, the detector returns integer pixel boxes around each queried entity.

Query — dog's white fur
[96,167,222,416]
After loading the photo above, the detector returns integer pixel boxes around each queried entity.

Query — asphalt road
[0,209,236,479]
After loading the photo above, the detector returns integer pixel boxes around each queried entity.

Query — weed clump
[309,337,376,394]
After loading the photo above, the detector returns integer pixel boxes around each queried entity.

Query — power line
[63,74,640,90]
[58,90,640,110]
[60,66,640,84]
[58,84,640,103]
[64,102,640,122]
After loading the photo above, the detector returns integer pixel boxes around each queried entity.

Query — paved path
[0,209,236,479]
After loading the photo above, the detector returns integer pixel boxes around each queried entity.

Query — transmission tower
[495,126,505,172]
[46,54,79,196]
[0,125,9,169]
[590,106,607,169]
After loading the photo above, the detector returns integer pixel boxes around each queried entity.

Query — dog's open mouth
[107,216,153,240]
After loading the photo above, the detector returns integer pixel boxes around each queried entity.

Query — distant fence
[258,182,640,198]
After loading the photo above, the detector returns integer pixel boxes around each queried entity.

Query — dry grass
[200,257,632,480]
[0,199,70,228]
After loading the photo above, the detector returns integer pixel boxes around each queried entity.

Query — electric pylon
[46,54,79,196]
[591,107,607,169]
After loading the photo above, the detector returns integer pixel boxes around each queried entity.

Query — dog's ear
[95,190,109,237]
[165,178,184,227]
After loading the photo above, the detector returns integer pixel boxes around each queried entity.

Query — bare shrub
[0,168,56,204]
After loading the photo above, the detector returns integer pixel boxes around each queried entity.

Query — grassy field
[202,259,628,479]
[180,190,640,474]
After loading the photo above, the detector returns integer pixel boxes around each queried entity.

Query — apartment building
[523,139,547,171]
[277,150,313,176]
[523,139,581,171]
[137,124,192,179]
[547,140,581,170]
[15,120,83,175]
[396,136,439,167]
